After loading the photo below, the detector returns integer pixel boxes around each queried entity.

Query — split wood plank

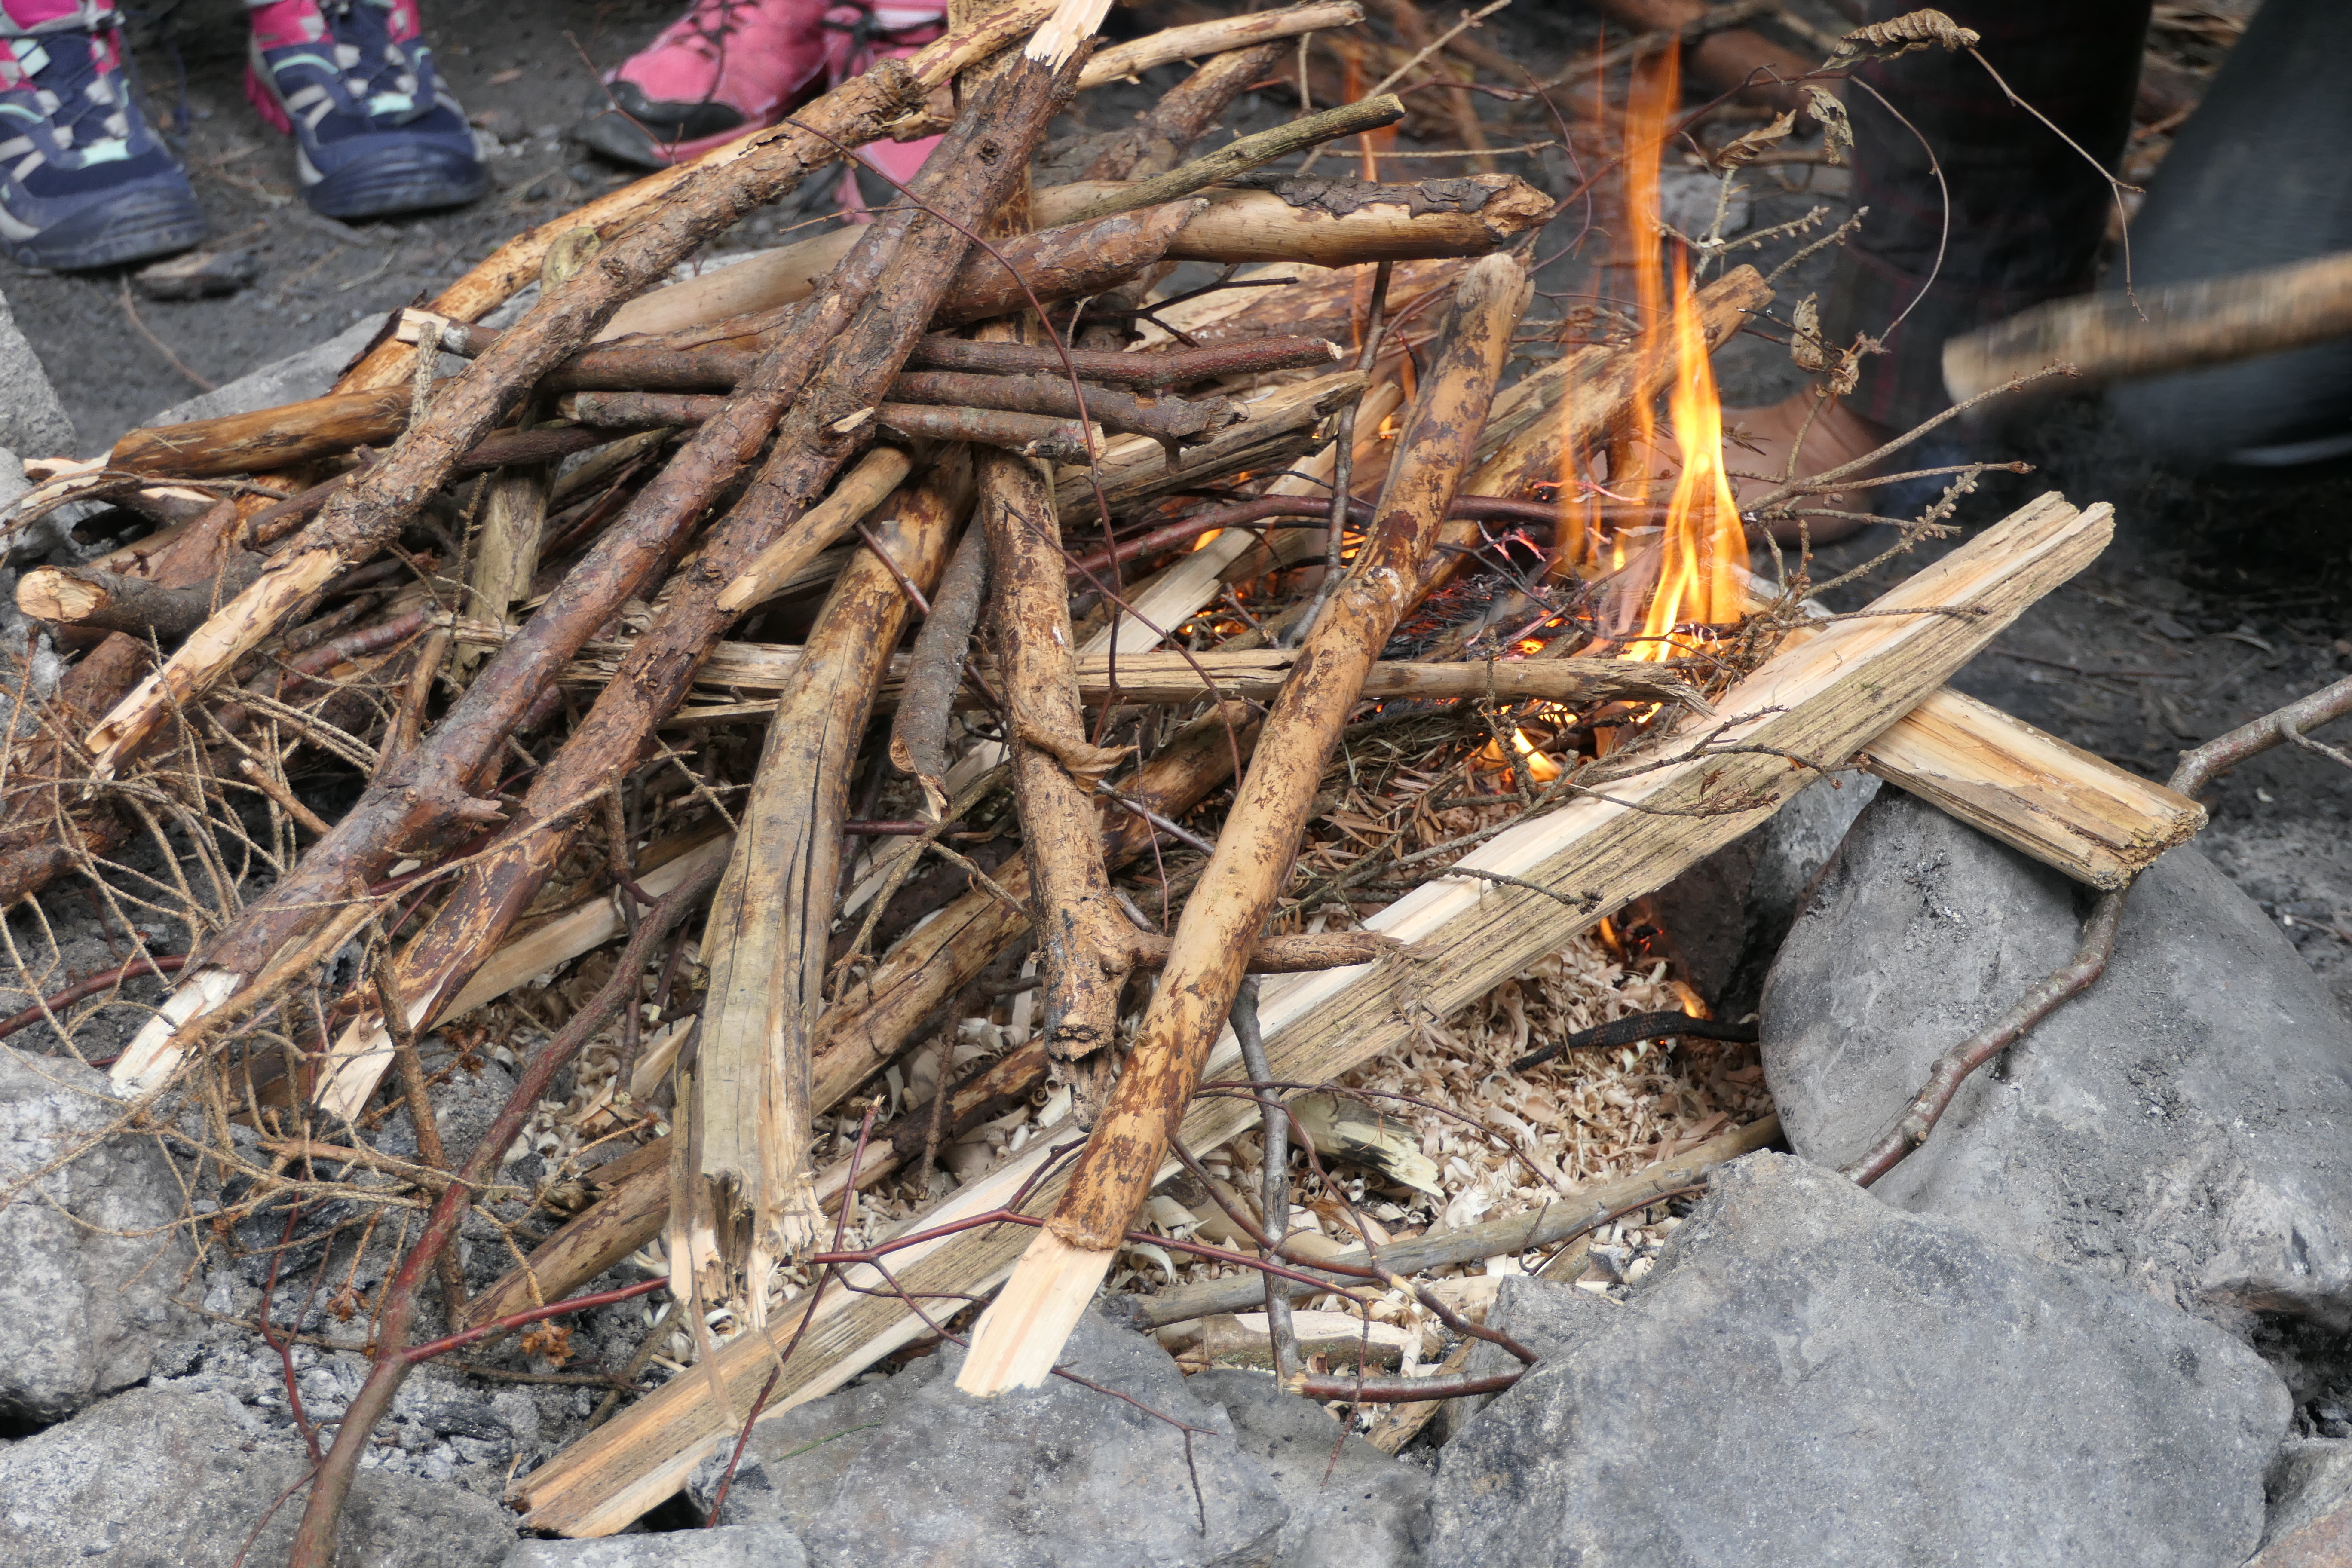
[513,490,2111,1534]
[1858,686,2204,889]
[692,459,970,1309]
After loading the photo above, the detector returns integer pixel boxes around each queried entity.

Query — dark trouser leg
[2108,0,2352,467]
[1819,0,2148,433]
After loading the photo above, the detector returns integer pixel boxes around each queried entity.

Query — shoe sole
[304,145,488,220]
[0,185,207,271]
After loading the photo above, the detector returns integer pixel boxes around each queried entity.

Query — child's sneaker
[577,0,940,171]
[0,1,205,270]
[245,0,486,219]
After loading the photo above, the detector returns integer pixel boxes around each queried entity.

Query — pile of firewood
[0,0,2220,1550]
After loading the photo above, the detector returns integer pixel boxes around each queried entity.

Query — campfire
[0,1,2283,1557]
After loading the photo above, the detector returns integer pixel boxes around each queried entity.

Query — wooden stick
[513,493,2113,1535]
[1939,249,2352,404]
[1857,687,2204,889]
[77,22,964,783]
[889,523,989,811]
[716,445,914,615]
[1076,3,1363,90]
[905,334,1341,387]
[696,456,970,1313]
[327,0,1070,395]
[873,403,1102,462]
[890,371,1240,447]
[16,556,264,639]
[464,232,600,670]
[959,253,1531,1394]
[513,636,1712,714]
[1053,94,1406,226]
[982,428,1141,1096]
[298,3,1102,1124]
[1033,174,1552,264]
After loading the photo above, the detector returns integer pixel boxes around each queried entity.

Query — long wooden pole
[958,251,1532,1393]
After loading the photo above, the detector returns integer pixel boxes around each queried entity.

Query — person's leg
[245,0,485,220]
[0,0,205,270]
[2107,0,2352,468]
[1732,0,2147,535]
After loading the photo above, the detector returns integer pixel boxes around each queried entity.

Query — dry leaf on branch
[1831,9,1984,63]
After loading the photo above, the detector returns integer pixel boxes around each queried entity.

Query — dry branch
[694,456,971,1313]
[1034,173,1552,263]
[1941,249,2352,402]
[111,7,1095,1102]
[961,251,1531,1393]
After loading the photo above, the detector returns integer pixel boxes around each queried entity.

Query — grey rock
[0,1044,191,1421]
[1187,1370,1428,1568]
[2254,1439,2352,1564]
[1646,773,1877,1017]
[688,1360,947,1532]
[1437,1272,1618,1444]
[0,288,72,456]
[144,316,383,429]
[1429,1152,2288,1568]
[506,1526,808,1568]
[793,1311,1288,1567]
[0,1387,516,1567]
[1762,790,2352,1329]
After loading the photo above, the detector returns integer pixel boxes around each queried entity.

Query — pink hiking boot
[576,0,942,172]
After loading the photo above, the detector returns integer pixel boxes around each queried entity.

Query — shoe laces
[280,0,426,125]
[1,28,133,162]
[660,0,768,64]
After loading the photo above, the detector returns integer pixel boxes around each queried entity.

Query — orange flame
[1568,46,1746,664]
[1631,250,1747,661]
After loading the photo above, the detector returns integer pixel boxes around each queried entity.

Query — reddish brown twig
[282,855,722,1568]
[0,952,184,1042]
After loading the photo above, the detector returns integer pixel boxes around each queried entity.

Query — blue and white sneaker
[0,2,205,271]
[245,0,486,220]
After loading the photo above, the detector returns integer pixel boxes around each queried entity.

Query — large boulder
[0,1044,191,1421]
[1187,1369,1429,1568]
[1762,790,2352,1329]
[769,1311,1289,1568]
[0,287,72,456]
[1428,1152,2287,1568]
[0,1387,516,1567]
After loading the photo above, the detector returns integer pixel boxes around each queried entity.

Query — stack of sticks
[0,0,2213,1543]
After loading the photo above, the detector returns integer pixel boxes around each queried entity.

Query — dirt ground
[7,0,2351,1028]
